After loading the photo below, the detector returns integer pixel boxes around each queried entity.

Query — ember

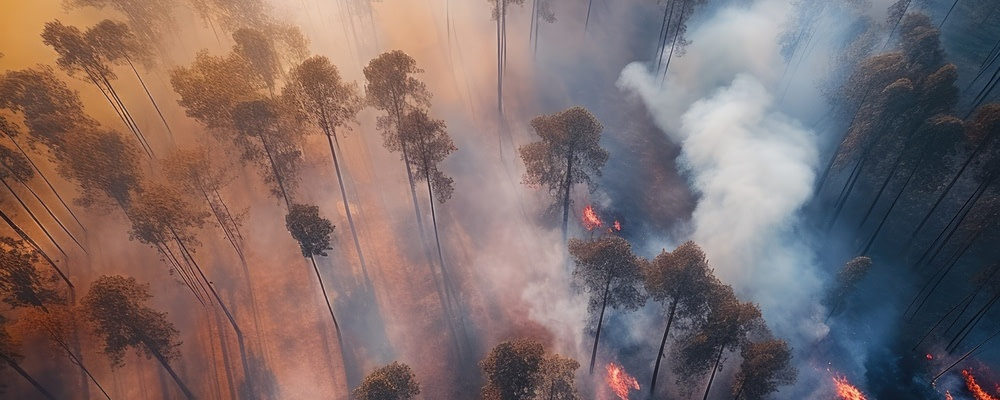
[606,362,639,400]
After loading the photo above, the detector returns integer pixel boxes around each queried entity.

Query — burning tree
[568,236,645,374]
[363,50,432,235]
[352,361,421,400]
[480,338,544,400]
[605,362,639,400]
[731,338,796,400]
[520,106,608,241]
[643,241,718,395]
[285,55,369,281]
[82,275,194,399]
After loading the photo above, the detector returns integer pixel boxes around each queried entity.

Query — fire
[613,219,622,231]
[945,391,953,400]
[582,205,602,231]
[605,362,639,400]
[833,375,867,400]
[926,353,934,360]
[962,368,999,400]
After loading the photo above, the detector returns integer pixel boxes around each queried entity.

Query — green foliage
[285,204,334,258]
[352,362,421,400]
[82,275,182,368]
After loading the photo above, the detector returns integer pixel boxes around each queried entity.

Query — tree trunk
[7,173,85,253]
[57,340,113,400]
[913,173,993,270]
[932,325,1000,384]
[0,353,58,400]
[649,299,678,395]
[257,133,292,209]
[913,291,976,351]
[99,73,153,158]
[0,131,86,231]
[125,57,173,142]
[589,278,612,374]
[584,0,594,32]
[324,125,370,283]
[309,255,341,335]
[1,178,67,257]
[561,151,575,242]
[660,0,686,82]
[702,345,726,400]
[939,0,961,28]
[0,209,66,285]
[655,1,677,73]
[907,138,990,242]
[84,70,149,159]
[145,345,195,400]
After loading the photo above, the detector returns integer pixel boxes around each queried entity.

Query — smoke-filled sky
[2,0,999,399]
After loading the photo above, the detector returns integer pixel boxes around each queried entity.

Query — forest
[1,0,1000,399]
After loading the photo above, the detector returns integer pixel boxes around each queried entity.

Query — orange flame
[613,220,622,231]
[833,375,867,400]
[963,368,999,400]
[582,205,602,231]
[945,390,953,400]
[606,362,639,400]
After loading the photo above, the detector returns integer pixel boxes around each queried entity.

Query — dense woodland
[1,0,1000,399]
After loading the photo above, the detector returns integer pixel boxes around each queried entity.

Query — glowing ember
[613,219,622,231]
[605,362,639,400]
[962,369,999,400]
[926,353,934,360]
[833,375,867,400]
[945,390,953,400]
[582,205,602,231]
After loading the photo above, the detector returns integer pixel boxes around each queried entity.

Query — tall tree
[533,353,580,400]
[163,147,244,258]
[520,106,608,240]
[480,338,545,400]
[363,50,432,235]
[654,0,708,79]
[82,275,194,399]
[643,241,718,395]
[0,143,76,262]
[0,315,57,400]
[65,0,176,47]
[233,28,282,95]
[170,50,267,134]
[352,361,421,400]
[57,128,143,211]
[41,20,154,157]
[285,204,341,335]
[400,110,458,291]
[828,256,873,320]
[674,283,763,400]
[487,0,525,123]
[232,99,304,207]
[285,55,369,281]
[0,66,97,156]
[568,236,645,374]
[731,338,796,400]
[0,237,64,310]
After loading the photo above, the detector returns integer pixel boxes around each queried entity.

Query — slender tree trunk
[145,345,195,400]
[932,325,1000,384]
[0,209,67,286]
[214,189,244,242]
[561,152,575,242]
[100,73,154,158]
[855,126,923,231]
[309,255,341,335]
[7,172,85,253]
[939,0,960,28]
[84,70,149,159]
[2,178,67,257]
[907,138,990,242]
[0,354,58,400]
[655,1,677,73]
[201,189,242,260]
[324,124,370,283]
[702,345,726,400]
[401,144,425,236]
[913,173,994,271]
[584,0,594,32]
[660,1,686,82]
[0,132,85,231]
[125,57,174,142]
[913,291,975,351]
[589,278,612,374]
[258,133,293,209]
[907,226,986,319]
[650,299,678,395]
[881,0,911,50]
[154,242,205,306]
[57,340,113,400]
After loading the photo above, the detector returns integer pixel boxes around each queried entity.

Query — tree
[232,99,304,207]
[731,338,796,400]
[41,20,154,157]
[480,338,545,400]
[82,275,194,399]
[352,361,421,400]
[654,0,709,78]
[533,353,580,400]
[400,109,458,293]
[15,305,113,399]
[643,241,718,395]
[0,315,57,400]
[58,128,143,211]
[285,204,341,336]
[233,28,281,95]
[520,106,608,240]
[0,237,63,310]
[673,284,763,400]
[65,0,176,47]
[487,0,525,122]
[285,55,369,281]
[163,146,244,258]
[170,50,267,133]
[0,66,96,157]
[364,50,432,235]
[568,236,645,374]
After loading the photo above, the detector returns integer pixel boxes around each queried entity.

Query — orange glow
[613,220,622,231]
[582,205,602,231]
[833,375,867,400]
[606,362,639,400]
[945,390,953,400]
[963,369,999,400]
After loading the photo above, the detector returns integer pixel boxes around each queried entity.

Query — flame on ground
[963,368,999,400]
[606,362,639,400]
[833,375,867,400]
[583,205,602,231]
[613,219,622,232]
[945,390,953,400]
